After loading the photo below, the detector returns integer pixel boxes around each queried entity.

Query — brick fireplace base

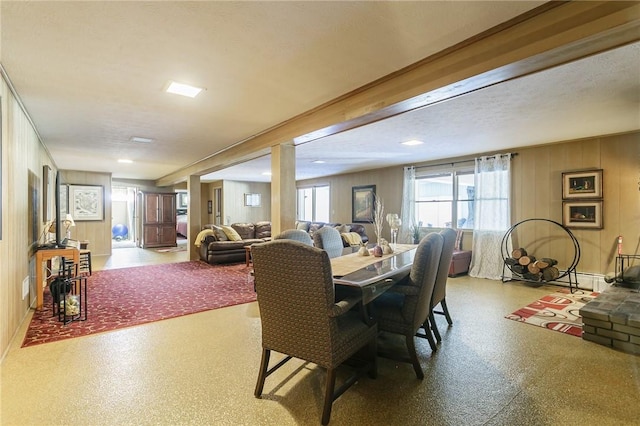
[579,286,640,355]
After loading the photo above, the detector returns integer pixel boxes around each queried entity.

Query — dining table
[330,244,417,305]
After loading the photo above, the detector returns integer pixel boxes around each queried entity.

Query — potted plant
[410,222,422,244]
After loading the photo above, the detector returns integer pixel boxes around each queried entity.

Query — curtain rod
[415,152,518,170]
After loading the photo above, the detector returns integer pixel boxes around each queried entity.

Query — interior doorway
[111,185,137,249]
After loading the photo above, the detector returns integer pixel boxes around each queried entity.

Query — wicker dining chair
[252,240,377,425]
[313,226,344,259]
[372,232,443,379]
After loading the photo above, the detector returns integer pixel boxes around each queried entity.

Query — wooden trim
[156,1,640,186]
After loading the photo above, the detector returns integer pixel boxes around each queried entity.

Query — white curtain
[400,166,416,243]
[469,153,513,280]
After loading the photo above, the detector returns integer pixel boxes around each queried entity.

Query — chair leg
[441,298,453,325]
[430,310,442,343]
[322,368,337,425]
[417,319,438,352]
[254,349,271,397]
[405,335,424,380]
[368,335,378,379]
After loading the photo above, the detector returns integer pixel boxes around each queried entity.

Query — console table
[35,247,79,309]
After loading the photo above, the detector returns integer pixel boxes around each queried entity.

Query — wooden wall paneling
[221,180,271,225]
[616,134,640,256]
[601,137,620,273]
[61,170,112,256]
[0,79,52,357]
[510,154,523,250]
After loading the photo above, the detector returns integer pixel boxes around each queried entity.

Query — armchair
[313,226,344,258]
[252,240,377,425]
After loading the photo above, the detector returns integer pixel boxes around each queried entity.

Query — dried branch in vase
[373,193,385,245]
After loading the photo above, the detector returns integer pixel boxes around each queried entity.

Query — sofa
[198,220,370,265]
[294,221,369,247]
[198,222,271,265]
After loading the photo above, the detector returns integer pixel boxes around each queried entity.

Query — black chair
[372,232,443,379]
[252,240,377,425]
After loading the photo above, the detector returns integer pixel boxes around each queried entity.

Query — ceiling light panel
[130,136,154,144]
[165,81,203,98]
[401,139,424,146]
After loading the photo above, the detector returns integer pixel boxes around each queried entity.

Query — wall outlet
[22,276,29,300]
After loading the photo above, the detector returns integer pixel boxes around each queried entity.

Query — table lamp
[63,214,75,239]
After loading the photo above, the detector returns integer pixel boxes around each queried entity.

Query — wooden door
[144,193,161,224]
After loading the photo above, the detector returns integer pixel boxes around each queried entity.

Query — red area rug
[505,288,599,337]
[22,261,255,347]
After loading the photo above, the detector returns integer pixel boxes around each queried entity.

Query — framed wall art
[563,201,603,229]
[562,169,603,199]
[69,184,104,221]
[352,184,376,223]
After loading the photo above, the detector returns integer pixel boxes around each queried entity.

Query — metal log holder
[501,218,581,293]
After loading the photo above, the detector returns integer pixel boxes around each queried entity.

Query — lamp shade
[64,214,75,228]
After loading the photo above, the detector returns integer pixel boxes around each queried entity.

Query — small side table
[245,245,252,267]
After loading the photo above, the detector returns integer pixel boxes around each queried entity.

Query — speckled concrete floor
[1,251,639,425]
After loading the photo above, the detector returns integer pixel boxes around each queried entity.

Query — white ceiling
[1,2,638,184]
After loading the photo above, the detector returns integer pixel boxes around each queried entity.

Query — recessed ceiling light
[130,136,153,144]
[312,160,326,164]
[165,81,203,98]
[401,139,424,146]
[118,159,133,164]
[262,171,272,176]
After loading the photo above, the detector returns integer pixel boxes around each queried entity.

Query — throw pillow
[296,221,310,231]
[334,224,351,234]
[221,225,243,241]
[212,225,228,241]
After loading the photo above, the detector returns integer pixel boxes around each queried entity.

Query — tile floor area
[1,250,639,425]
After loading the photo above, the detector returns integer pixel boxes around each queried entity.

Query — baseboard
[553,272,610,292]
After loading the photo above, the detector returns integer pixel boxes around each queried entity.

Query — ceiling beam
[156,1,640,187]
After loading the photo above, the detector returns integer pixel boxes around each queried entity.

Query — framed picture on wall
[352,185,376,223]
[563,201,603,229]
[69,184,104,221]
[562,169,603,199]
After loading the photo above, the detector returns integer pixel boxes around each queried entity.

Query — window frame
[296,184,330,222]
[414,165,474,229]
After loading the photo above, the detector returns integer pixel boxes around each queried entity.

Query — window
[415,169,474,229]
[297,185,330,222]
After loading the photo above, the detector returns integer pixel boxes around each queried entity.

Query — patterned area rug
[22,261,255,347]
[505,289,599,337]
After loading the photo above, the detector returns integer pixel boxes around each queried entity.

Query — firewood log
[542,266,560,282]
[505,257,519,267]
[527,263,541,274]
[512,248,527,259]
[512,264,525,275]
[523,272,542,281]
[539,258,558,267]
[533,260,549,269]
[518,255,536,266]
